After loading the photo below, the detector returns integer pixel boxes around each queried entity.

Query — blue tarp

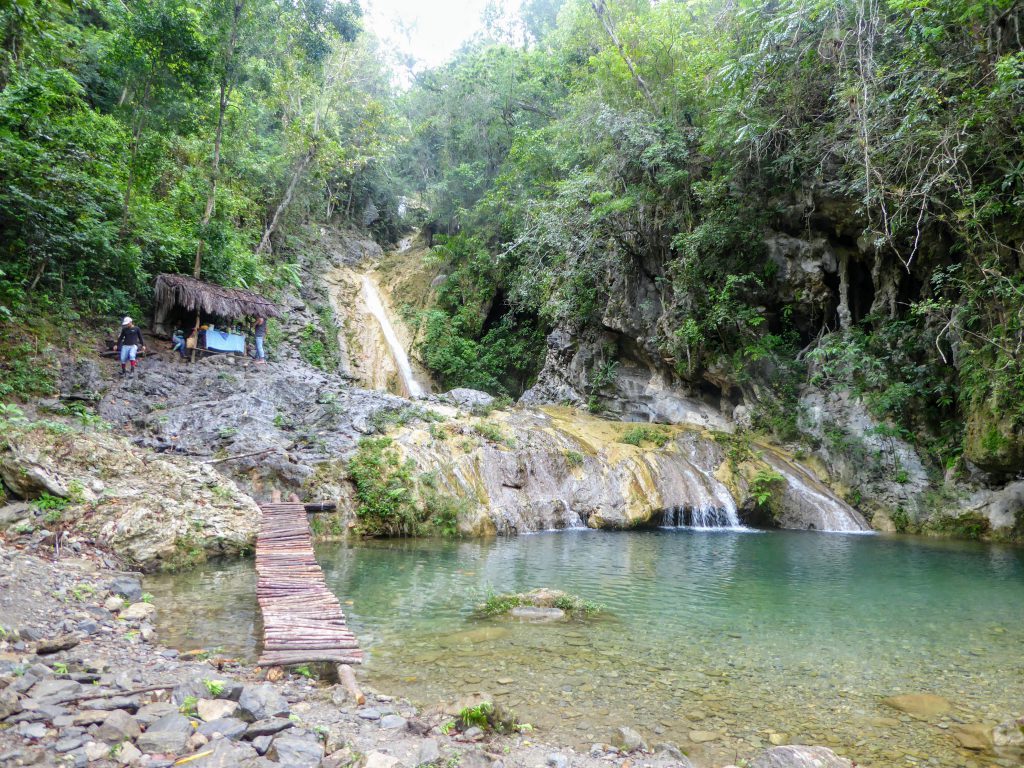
[205,329,246,353]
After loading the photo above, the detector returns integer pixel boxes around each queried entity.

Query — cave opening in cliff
[848,255,875,324]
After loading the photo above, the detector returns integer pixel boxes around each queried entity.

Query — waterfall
[762,453,871,533]
[361,274,426,398]
[661,505,742,529]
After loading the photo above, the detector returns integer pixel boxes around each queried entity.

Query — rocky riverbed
[0,536,874,768]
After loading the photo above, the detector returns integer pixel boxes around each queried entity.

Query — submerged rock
[749,745,853,768]
[882,693,951,718]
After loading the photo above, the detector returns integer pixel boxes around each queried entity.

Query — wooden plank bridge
[256,502,363,667]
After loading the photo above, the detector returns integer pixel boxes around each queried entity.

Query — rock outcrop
[0,422,259,570]
[309,406,868,535]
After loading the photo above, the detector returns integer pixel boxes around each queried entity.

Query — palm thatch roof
[154,274,282,319]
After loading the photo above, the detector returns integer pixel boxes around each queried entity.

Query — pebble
[546,752,569,768]
[358,707,382,720]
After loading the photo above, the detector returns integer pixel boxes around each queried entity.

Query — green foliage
[369,406,444,434]
[472,420,514,447]
[563,450,584,467]
[202,679,225,697]
[749,468,785,508]
[347,437,419,537]
[179,695,199,717]
[619,425,670,448]
[929,512,991,541]
[458,702,494,730]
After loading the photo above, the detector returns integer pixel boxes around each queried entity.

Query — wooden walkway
[256,502,363,667]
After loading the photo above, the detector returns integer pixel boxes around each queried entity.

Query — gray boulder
[611,726,647,753]
[108,577,143,602]
[198,717,248,740]
[238,685,289,722]
[268,735,325,767]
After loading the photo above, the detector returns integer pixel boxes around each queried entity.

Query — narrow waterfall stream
[361,273,426,398]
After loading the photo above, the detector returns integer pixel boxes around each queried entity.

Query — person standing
[253,316,267,364]
[113,316,146,377]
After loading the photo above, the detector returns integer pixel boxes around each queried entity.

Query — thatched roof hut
[152,273,282,337]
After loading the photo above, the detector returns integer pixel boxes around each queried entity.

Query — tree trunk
[195,0,245,279]
[120,78,152,237]
[589,0,656,111]
[255,148,315,256]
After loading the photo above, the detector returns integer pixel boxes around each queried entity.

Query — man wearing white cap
[113,316,146,377]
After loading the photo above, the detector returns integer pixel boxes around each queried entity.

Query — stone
[0,686,22,719]
[688,730,720,743]
[120,602,156,622]
[364,751,404,768]
[444,389,495,410]
[35,633,81,655]
[951,723,994,751]
[251,735,273,755]
[749,746,854,768]
[135,702,180,726]
[116,741,142,765]
[55,736,85,753]
[88,695,140,712]
[243,717,294,739]
[268,735,325,767]
[882,693,952,718]
[18,721,46,739]
[546,753,569,768]
[993,715,1024,747]
[769,733,789,746]
[463,726,484,740]
[198,717,248,740]
[417,739,440,766]
[96,709,142,743]
[197,698,239,722]
[238,684,289,721]
[187,732,210,751]
[28,678,80,702]
[137,728,191,755]
[149,714,197,735]
[104,596,127,613]
[357,707,382,720]
[509,607,565,621]
[108,577,144,602]
[380,714,407,730]
[85,741,111,761]
[187,738,259,767]
[611,726,647,753]
[73,710,111,725]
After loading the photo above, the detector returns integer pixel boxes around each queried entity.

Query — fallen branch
[58,683,177,704]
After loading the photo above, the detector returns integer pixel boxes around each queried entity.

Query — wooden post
[336,664,365,705]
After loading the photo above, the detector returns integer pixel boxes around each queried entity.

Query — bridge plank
[255,502,362,667]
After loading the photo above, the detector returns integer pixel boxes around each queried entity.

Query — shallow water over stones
[147,530,1024,767]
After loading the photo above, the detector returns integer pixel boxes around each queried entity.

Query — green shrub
[347,438,419,536]
[620,425,670,448]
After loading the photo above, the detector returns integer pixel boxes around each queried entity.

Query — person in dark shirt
[113,316,146,377]
[253,316,267,364]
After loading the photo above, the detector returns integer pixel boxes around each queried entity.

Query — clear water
[147,530,1024,767]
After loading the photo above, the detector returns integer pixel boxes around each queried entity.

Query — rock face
[354,406,868,535]
[97,353,406,498]
[521,328,731,431]
[0,423,259,571]
[798,387,929,523]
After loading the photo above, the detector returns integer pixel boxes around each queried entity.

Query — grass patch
[619,425,671,447]
[476,588,603,618]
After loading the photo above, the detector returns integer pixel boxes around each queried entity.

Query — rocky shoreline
[0,537,877,768]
